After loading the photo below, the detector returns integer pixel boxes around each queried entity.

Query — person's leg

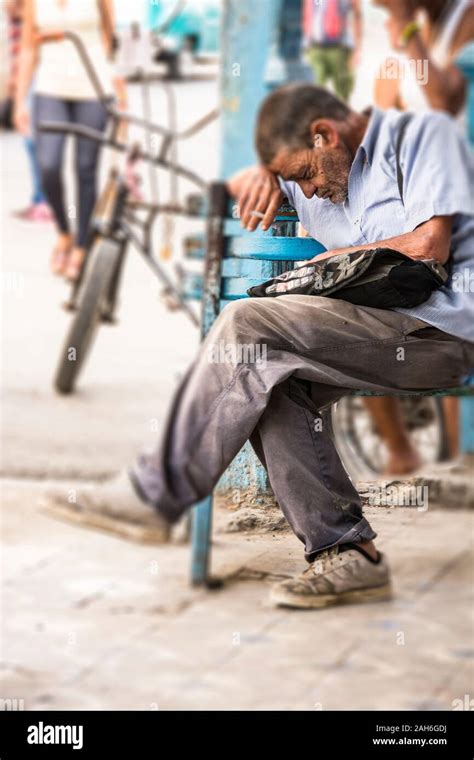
[33,95,70,230]
[331,46,354,103]
[249,377,375,561]
[131,298,466,525]
[15,87,49,216]
[33,94,72,271]
[12,135,52,222]
[47,297,469,553]
[45,297,472,606]
[305,46,330,87]
[26,88,47,206]
[363,396,422,475]
[24,135,46,205]
[442,397,460,459]
[66,99,108,280]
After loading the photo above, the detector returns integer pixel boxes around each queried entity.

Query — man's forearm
[310,219,452,265]
[311,235,418,262]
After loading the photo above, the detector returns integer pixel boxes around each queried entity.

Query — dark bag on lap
[246,247,448,309]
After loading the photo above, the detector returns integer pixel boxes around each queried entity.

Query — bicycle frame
[37,30,217,326]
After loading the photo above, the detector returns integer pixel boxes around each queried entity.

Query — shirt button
[354,219,360,225]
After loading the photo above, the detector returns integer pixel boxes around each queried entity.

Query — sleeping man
[47,84,474,609]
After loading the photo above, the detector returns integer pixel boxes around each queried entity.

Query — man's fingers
[239,180,270,228]
[236,182,257,226]
[233,167,281,230]
[260,191,283,231]
[244,184,275,231]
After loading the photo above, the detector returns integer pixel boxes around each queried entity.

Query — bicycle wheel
[331,396,447,479]
[54,238,123,394]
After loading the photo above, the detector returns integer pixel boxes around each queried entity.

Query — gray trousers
[132,296,473,560]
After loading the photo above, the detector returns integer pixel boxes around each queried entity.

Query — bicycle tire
[331,396,447,479]
[54,238,123,394]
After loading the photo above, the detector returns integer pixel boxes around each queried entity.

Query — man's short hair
[255,83,350,165]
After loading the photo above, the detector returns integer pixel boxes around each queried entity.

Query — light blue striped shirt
[278,107,474,343]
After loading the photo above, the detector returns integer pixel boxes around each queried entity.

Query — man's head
[255,83,361,204]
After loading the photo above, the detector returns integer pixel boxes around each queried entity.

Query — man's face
[268,139,352,205]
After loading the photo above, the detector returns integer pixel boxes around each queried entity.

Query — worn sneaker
[40,470,171,544]
[270,545,392,609]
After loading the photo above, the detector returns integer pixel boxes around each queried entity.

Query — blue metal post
[217,0,305,499]
[461,396,474,454]
[456,43,474,454]
[219,0,284,176]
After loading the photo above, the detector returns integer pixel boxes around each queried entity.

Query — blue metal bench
[186,184,474,586]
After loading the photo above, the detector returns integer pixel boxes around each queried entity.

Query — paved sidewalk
[2,478,473,711]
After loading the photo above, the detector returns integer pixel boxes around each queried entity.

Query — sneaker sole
[41,500,171,545]
[270,582,393,609]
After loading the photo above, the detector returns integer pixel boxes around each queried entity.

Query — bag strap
[395,113,414,204]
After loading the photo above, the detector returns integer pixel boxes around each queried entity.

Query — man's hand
[226,165,284,232]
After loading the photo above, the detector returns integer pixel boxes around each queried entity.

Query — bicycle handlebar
[38,121,207,189]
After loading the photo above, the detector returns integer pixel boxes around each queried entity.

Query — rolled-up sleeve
[402,112,474,231]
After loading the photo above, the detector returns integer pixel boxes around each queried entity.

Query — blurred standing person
[374,0,474,118]
[365,0,474,472]
[6,0,51,223]
[13,0,127,279]
[303,0,363,103]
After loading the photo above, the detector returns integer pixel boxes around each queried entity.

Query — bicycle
[38,30,216,394]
